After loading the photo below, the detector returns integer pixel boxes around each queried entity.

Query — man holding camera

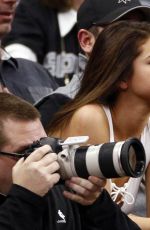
[0,92,141,230]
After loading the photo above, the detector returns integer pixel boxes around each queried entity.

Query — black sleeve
[79,189,141,230]
[0,184,45,230]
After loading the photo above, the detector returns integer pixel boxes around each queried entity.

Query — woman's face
[127,38,150,104]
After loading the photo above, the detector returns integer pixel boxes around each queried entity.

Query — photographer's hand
[63,176,106,205]
[12,145,60,196]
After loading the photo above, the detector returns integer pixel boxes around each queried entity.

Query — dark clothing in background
[2,0,79,86]
[35,53,86,128]
[0,57,58,104]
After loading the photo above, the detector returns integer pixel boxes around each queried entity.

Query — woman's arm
[129,214,150,230]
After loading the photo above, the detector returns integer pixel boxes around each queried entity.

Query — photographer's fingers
[63,176,105,205]
[25,145,52,163]
[63,191,89,205]
[37,152,58,167]
[28,150,61,185]
[13,157,25,171]
[88,176,106,188]
[13,155,61,196]
[65,176,104,193]
[47,173,60,189]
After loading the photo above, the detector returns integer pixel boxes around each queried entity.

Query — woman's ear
[78,29,96,56]
[119,80,128,90]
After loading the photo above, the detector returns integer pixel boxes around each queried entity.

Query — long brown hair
[47,21,150,135]
[41,0,73,11]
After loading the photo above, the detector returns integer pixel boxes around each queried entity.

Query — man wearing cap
[35,0,150,127]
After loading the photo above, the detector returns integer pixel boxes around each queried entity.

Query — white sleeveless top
[103,106,150,215]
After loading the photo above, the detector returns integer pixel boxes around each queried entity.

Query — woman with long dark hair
[47,20,150,229]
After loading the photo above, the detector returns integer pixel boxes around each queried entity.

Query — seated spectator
[0,51,58,104]
[35,0,150,127]
[0,0,58,104]
[2,0,84,86]
[47,20,150,229]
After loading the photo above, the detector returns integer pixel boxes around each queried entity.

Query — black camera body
[23,136,146,179]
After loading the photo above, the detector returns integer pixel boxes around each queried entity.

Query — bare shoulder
[72,103,106,123]
[67,104,110,144]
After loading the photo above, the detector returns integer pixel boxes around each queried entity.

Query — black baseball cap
[77,0,150,29]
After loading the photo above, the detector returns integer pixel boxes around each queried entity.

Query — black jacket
[0,184,141,230]
[0,184,45,230]
[35,53,86,128]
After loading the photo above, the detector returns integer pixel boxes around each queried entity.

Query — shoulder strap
[102,105,114,142]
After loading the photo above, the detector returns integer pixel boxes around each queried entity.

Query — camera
[22,136,145,179]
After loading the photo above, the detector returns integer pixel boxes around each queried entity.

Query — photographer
[0,145,59,230]
[0,92,141,230]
